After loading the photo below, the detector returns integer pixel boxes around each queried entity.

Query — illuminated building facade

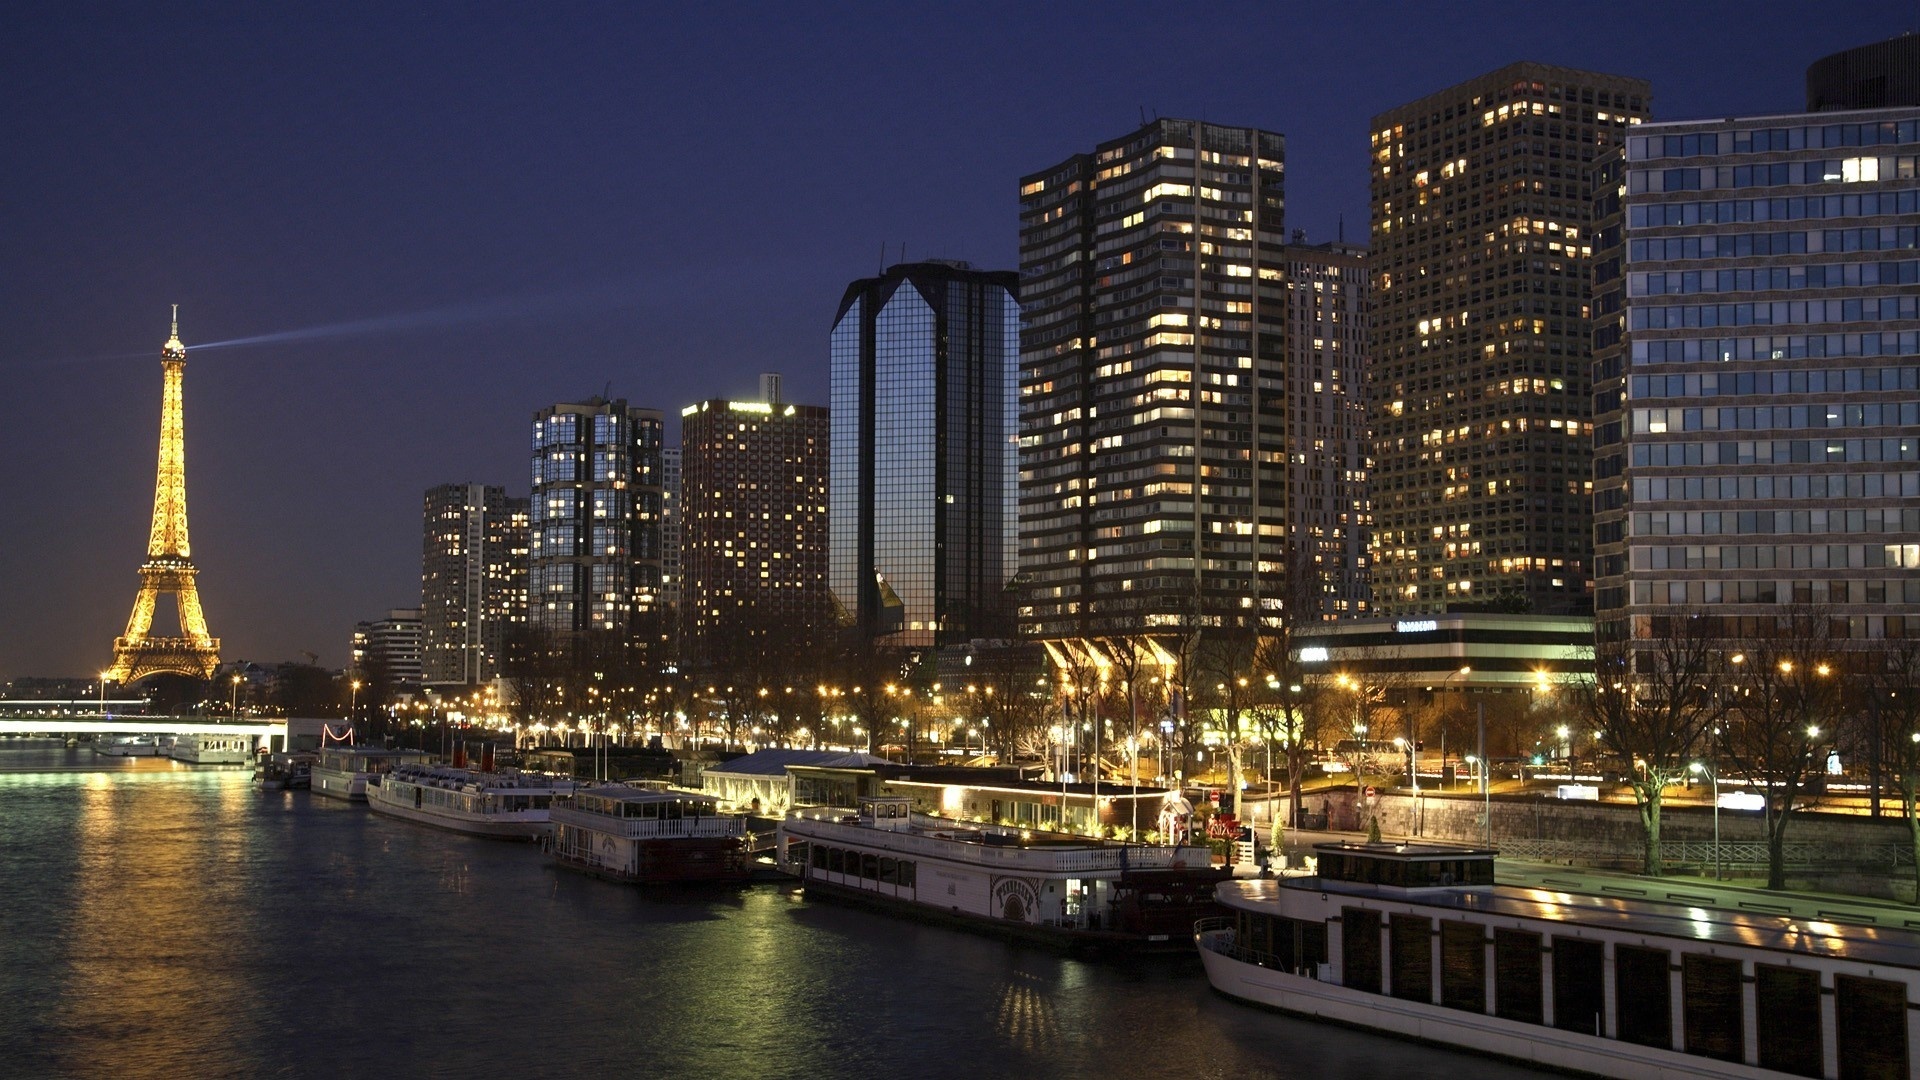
[352,608,423,687]
[1018,119,1297,642]
[830,261,1020,647]
[661,447,682,609]
[1592,106,1920,643]
[528,398,665,640]
[421,482,528,685]
[1368,63,1648,616]
[679,381,830,666]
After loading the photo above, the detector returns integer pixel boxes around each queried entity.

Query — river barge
[1196,840,1916,1079]
[365,764,578,840]
[549,785,751,884]
[777,796,1226,953]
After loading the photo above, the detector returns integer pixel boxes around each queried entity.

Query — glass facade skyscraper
[528,398,665,640]
[1592,106,1920,644]
[829,261,1020,647]
[1368,63,1648,616]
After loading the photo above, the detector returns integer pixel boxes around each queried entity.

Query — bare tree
[1571,615,1733,876]
[1865,633,1920,902]
[1719,610,1850,890]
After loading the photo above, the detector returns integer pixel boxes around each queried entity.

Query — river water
[0,741,1553,1080]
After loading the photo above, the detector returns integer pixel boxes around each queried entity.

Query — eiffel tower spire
[106,309,221,683]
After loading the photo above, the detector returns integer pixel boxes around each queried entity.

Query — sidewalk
[1279,825,1920,931]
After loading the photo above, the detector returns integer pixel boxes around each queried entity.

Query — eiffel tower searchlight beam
[105,307,222,683]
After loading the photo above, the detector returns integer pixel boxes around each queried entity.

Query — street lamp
[231,673,243,720]
[350,679,362,723]
[98,671,111,718]
[1689,761,1720,881]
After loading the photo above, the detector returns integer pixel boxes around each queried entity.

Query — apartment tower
[420,482,528,685]
[1368,63,1648,615]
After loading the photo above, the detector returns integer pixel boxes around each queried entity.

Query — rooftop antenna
[603,380,612,402]
[1338,213,1345,243]
[900,242,907,265]
[879,241,886,273]
[170,303,179,338]
[1139,105,1147,125]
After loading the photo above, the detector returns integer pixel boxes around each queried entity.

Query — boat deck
[1224,874,1920,968]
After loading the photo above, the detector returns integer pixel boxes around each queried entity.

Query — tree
[1571,616,1733,876]
[1719,610,1849,890]
[1254,539,1331,829]
[1865,633,1920,903]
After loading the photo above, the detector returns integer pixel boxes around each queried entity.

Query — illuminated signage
[1299,647,1329,662]
[1395,620,1438,633]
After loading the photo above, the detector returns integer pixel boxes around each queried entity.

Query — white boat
[93,735,160,757]
[365,764,578,840]
[1197,840,1919,1079]
[168,732,257,765]
[776,796,1227,952]
[550,785,751,883]
[252,751,316,791]
[309,746,433,801]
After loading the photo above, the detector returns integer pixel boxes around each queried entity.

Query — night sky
[4,2,1914,679]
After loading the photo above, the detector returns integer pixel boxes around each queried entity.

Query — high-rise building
[1018,119,1296,642]
[1279,238,1375,618]
[1807,34,1920,112]
[679,378,830,668]
[1367,63,1649,616]
[830,261,1019,647]
[528,398,666,643]
[661,447,682,610]
[352,608,423,687]
[1592,105,1920,644]
[421,483,528,685]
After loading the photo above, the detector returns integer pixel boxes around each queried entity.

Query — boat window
[827,848,844,874]
[1299,920,1327,973]
[1755,964,1823,1078]
[1493,929,1543,1025]
[1615,944,1672,1048]
[1682,953,1743,1063]
[860,854,879,880]
[1439,921,1486,1013]
[1389,915,1433,1003]
[898,860,915,888]
[879,857,896,884]
[1836,974,1910,1080]
[1552,937,1604,1038]
[1341,908,1382,995]
[811,845,827,870]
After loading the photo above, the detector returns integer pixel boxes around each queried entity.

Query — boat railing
[551,807,744,839]
[786,813,1206,873]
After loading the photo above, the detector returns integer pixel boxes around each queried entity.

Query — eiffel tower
[106,307,222,683]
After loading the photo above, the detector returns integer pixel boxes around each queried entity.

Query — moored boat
[776,795,1227,953]
[366,764,577,840]
[93,735,160,757]
[168,732,257,765]
[309,746,433,801]
[549,785,751,883]
[1196,840,1918,1079]
[252,751,316,791]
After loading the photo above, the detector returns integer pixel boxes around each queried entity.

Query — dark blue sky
[3,1,1913,678]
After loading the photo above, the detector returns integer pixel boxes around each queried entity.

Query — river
[0,741,1554,1079]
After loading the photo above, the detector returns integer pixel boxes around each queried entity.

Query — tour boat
[776,795,1227,953]
[93,735,160,757]
[309,746,433,801]
[365,764,578,840]
[167,732,257,765]
[1196,840,1918,1079]
[548,785,751,884]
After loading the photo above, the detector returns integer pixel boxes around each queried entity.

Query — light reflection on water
[0,741,1554,1080]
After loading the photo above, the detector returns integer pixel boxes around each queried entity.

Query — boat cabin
[1313,841,1497,891]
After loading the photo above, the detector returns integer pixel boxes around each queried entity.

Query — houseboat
[776,796,1227,953]
[309,746,433,801]
[167,732,257,765]
[252,751,316,791]
[365,764,578,840]
[1196,841,1917,1080]
[549,785,751,883]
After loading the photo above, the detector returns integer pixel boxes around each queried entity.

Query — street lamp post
[231,674,243,720]
[99,671,111,718]
[349,679,362,725]
[1690,761,1720,881]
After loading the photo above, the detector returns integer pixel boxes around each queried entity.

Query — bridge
[0,714,346,754]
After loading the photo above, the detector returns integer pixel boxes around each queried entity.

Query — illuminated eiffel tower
[106,307,221,682]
